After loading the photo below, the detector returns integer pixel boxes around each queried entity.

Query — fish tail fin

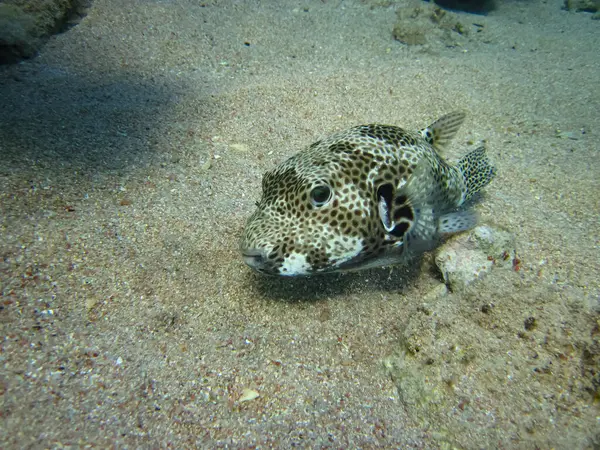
[457,145,497,202]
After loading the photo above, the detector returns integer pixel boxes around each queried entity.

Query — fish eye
[310,185,332,207]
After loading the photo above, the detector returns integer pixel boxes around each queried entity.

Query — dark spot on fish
[357,124,412,147]
[393,205,414,222]
[377,183,394,208]
[390,222,409,237]
[328,142,356,154]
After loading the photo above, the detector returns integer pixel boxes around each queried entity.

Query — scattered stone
[435,225,516,291]
[423,283,449,302]
[229,143,249,152]
[392,2,479,48]
[85,298,98,310]
[481,303,494,314]
[393,23,427,46]
[238,388,259,402]
[383,352,435,407]
[555,129,584,140]
[524,316,537,331]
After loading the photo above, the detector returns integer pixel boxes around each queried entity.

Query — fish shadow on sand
[243,258,429,303]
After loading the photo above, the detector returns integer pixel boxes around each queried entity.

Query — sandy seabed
[1,0,599,448]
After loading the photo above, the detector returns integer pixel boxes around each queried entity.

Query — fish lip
[240,249,263,258]
[241,248,272,272]
[242,252,263,267]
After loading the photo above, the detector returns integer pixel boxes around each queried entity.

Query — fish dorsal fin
[419,111,466,152]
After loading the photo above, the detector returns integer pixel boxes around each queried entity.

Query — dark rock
[564,0,600,12]
[431,0,496,14]
[0,0,92,64]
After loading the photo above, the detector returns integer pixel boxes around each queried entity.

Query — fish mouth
[241,248,279,275]
[241,249,265,266]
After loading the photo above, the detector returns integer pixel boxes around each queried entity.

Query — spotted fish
[240,112,496,276]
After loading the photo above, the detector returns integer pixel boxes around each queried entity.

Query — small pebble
[229,143,248,152]
[239,388,259,402]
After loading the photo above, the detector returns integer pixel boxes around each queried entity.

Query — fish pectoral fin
[437,210,478,234]
[419,111,466,152]
[404,209,477,255]
[403,206,439,254]
[379,164,437,244]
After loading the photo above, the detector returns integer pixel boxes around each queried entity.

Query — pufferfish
[240,112,496,276]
